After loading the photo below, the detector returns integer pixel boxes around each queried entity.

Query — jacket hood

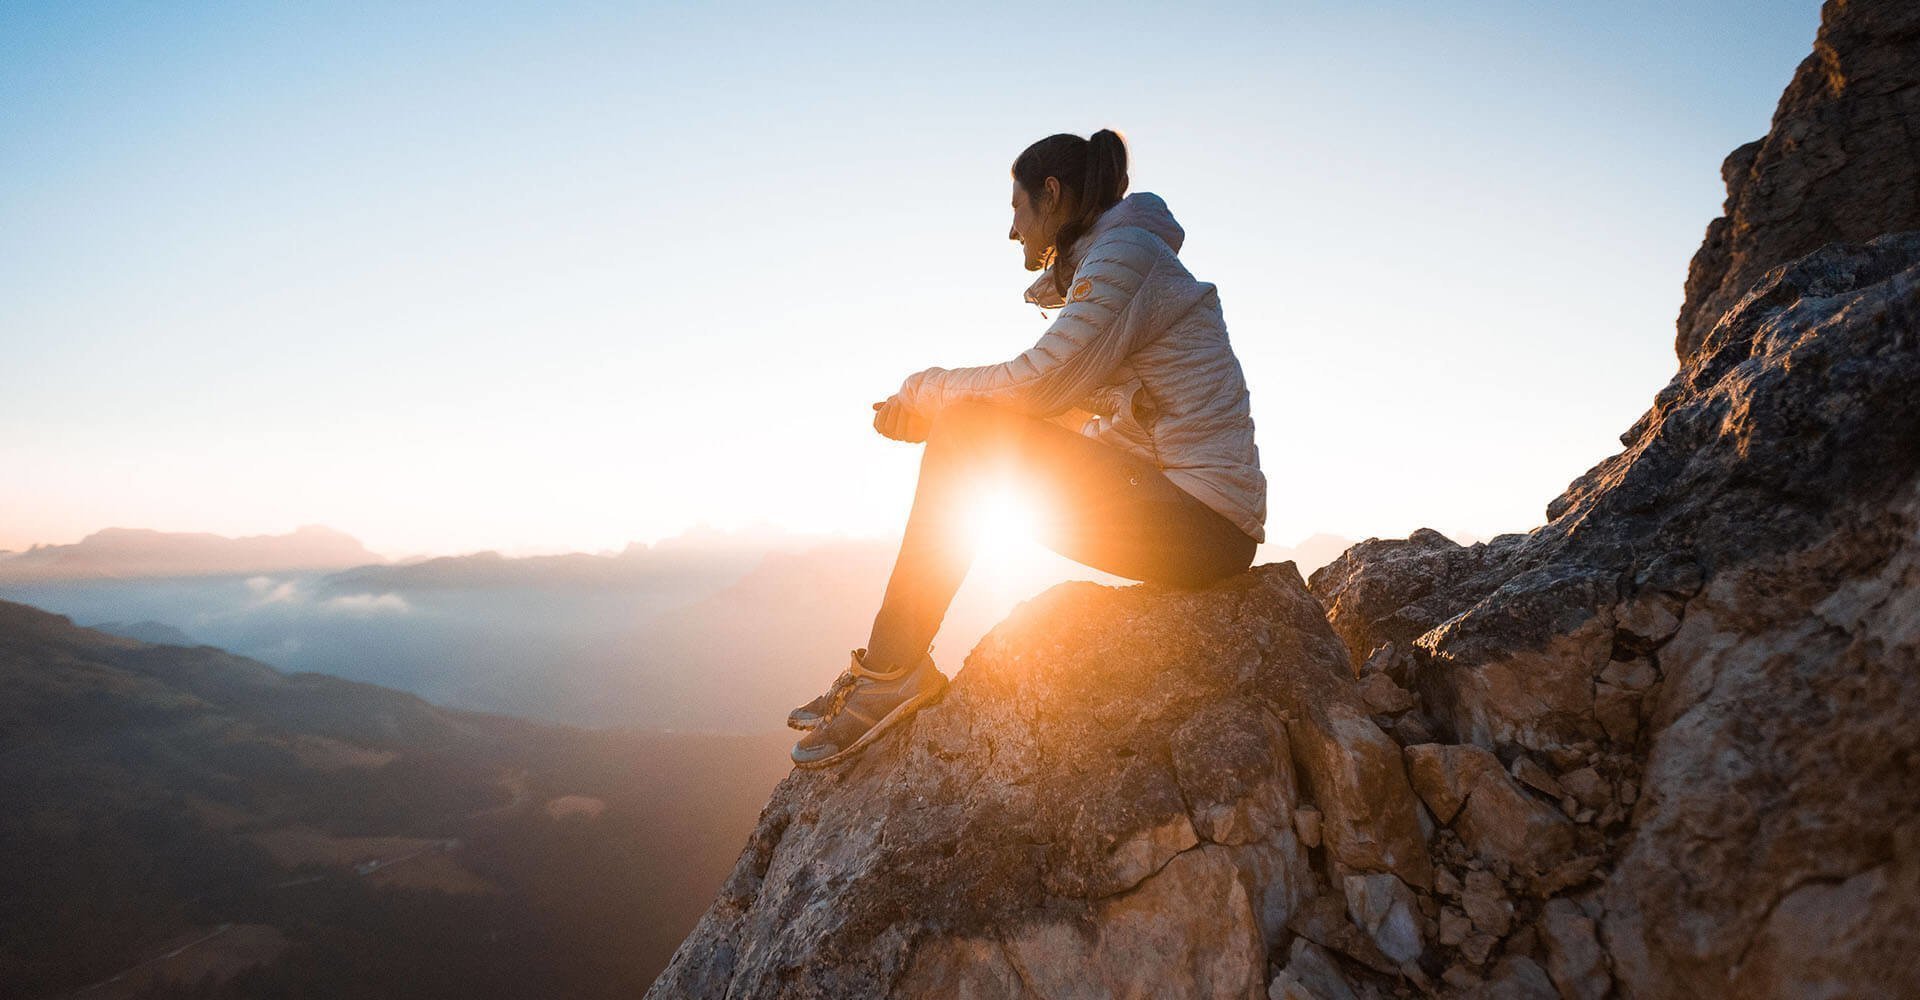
[1023,191,1184,308]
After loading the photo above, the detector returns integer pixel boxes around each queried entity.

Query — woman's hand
[872,395,931,443]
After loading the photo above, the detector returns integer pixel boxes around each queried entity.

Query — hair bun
[1011,129,1132,293]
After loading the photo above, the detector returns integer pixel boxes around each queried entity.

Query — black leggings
[865,398,1258,674]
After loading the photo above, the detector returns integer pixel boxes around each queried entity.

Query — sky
[1,1,1824,558]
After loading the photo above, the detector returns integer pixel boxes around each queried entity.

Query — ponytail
[1011,128,1131,295]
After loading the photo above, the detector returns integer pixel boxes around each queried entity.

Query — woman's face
[1009,176,1063,272]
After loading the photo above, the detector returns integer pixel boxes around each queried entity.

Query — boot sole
[790,672,949,769]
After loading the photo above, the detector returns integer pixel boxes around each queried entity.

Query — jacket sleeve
[895,230,1162,420]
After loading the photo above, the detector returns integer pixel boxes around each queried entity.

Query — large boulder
[646,565,1428,999]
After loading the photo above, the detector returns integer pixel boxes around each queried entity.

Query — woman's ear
[1043,175,1063,218]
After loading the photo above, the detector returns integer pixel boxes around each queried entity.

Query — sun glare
[964,482,1047,569]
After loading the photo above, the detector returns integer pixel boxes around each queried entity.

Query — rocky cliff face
[1305,233,1920,997]
[650,6,1920,996]
[1675,0,1920,361]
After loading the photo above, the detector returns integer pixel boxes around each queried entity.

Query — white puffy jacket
[896,192,1267,543]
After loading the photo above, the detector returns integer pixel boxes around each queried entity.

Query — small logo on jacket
[1070,278,1094,302]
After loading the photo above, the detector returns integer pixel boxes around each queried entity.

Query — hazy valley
[0,526,1354,732]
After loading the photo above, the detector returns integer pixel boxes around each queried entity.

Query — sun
[963,480,1048,569]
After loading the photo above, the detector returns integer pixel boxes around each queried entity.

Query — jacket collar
[1020,191,1183,309]
[1023,270,1067,309]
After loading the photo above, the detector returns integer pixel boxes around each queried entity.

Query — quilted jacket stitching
[896,192,1266,543]
[899,231,1160,416]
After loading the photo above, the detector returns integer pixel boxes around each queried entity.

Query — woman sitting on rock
[789,128,1268,767]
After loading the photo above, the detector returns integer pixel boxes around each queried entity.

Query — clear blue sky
[1,1,1822,556]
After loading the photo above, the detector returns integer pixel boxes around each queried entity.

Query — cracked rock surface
[647,565,1335,999]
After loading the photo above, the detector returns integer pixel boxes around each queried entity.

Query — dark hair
[1012,128,1130,293]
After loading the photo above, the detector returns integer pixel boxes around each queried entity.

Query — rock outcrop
[652,5,1919,996]
[649,564,1409,999]
[1306,230,1920,997]
[1674,0,1920,361]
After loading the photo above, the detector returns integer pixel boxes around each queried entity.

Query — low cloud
[321,592,412,615]
[245,576,304,605]
[243,576,409,615]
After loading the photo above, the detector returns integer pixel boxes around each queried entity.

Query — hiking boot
[790,649,947,768]
[787,647,934,731]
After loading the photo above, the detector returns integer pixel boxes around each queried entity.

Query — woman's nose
[1009,224,1019,241]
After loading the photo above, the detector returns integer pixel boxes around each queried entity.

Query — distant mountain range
[0,525,382,582]
[0,524,1371,588]
[0,599,793,998]
[0,524,1370,731]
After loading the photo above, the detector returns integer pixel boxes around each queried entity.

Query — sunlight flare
[962,480,1049,571]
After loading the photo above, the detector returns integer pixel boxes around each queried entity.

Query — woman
[789,128,1267,768]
